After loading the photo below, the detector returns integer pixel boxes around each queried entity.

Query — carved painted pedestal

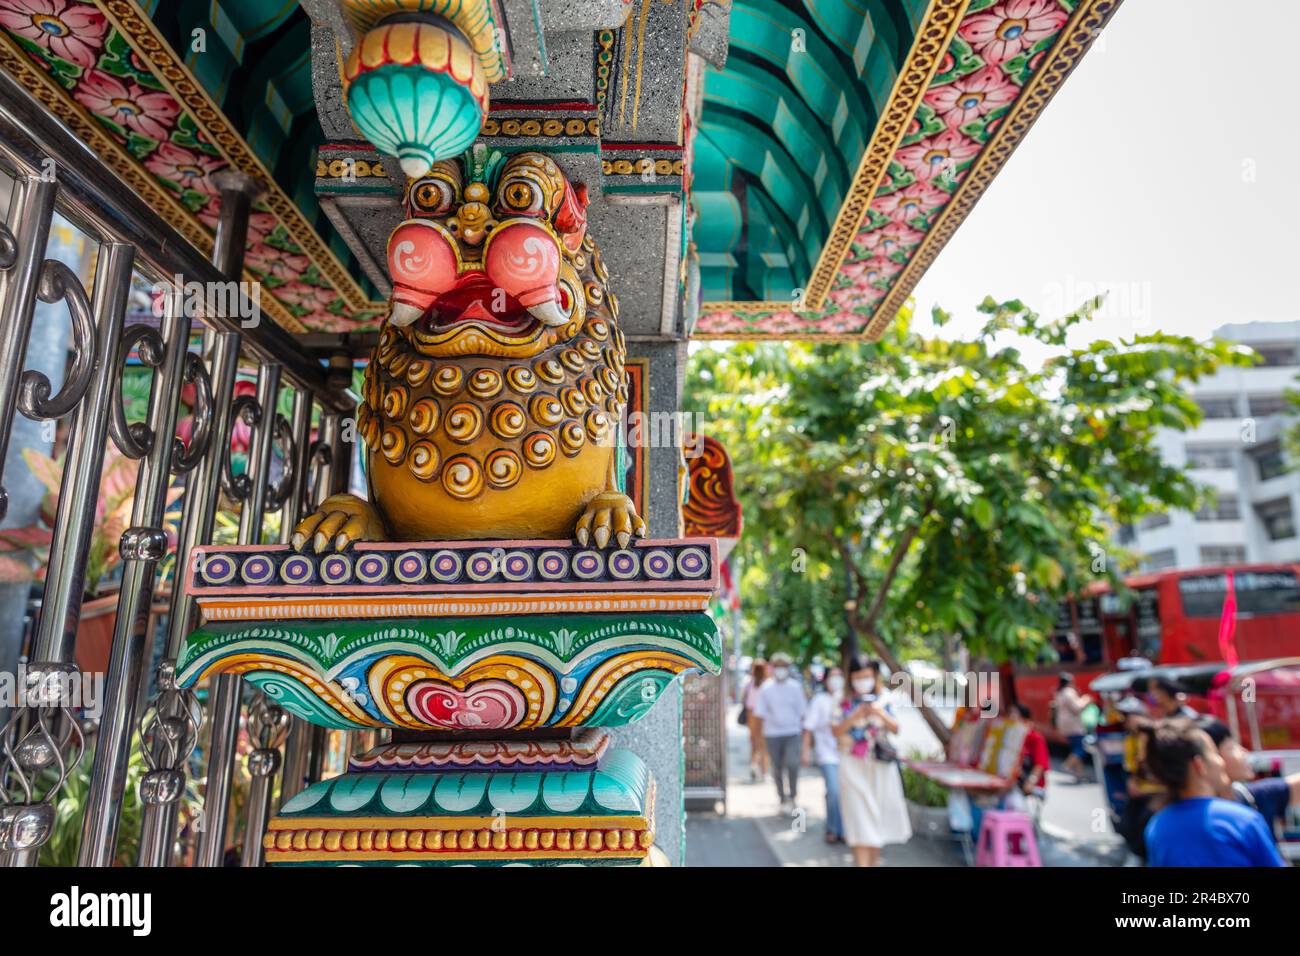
[177,538,719,865]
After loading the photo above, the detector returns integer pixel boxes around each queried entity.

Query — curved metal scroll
[220,394,261,502]
[108,324,164,459]
[17,260,97,421]
[263,414,298,513]
[0,222,16,271]
[305,438,332,506]
[170,352,212,475]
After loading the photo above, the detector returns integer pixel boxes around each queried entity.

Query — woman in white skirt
[833,656,912,866]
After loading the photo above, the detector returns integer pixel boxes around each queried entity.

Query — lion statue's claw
[291,493,386,553]
[574,492,647,550]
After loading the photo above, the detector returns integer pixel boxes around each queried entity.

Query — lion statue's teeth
[389,302,423,327]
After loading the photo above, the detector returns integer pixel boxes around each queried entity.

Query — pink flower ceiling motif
[699,312,753,335]
[143,141,225,196]
[246,244,312,280]
[842,256,904,284]
[275,281,339,310]
[960,0,1069,63]
[896,128,985,182]
[856,222,925,256]
[0,0,105,69]
[814,311,869,335]
[874,182,951,225]
[74,68,180,142]
[924,65,1019,126]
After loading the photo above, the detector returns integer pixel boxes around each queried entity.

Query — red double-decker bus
[1005,564,1300,745]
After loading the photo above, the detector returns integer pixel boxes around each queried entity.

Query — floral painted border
[695,0,1122,340]
[0,0,387,333]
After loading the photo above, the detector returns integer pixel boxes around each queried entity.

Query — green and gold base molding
[176,612,721,732]
[266,748,656,866]
[349,729,612,773]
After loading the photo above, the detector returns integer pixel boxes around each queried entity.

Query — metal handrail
[0,67,352,412]
[0,66,354,866]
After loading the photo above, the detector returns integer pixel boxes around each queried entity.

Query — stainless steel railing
[0,68,355,867]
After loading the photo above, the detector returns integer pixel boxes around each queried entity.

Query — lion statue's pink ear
[555,181,589,254]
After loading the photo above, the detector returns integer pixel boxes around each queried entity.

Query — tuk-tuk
[1085,663,1222,823]
[1219,658,1300,861]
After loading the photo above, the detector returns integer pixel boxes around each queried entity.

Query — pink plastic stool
[975,810,1041,867]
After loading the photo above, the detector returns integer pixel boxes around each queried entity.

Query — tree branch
[838,490,952,746]
[860,491,936,632]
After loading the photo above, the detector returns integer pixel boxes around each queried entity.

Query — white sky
[909,0,1300,361]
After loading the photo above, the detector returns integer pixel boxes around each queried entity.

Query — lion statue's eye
[497,178,544,216]
[410,177,456,215]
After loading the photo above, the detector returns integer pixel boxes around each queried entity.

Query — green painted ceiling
[693,0,930,303]
[141,0,374,298]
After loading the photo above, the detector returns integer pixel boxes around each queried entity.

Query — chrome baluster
[0,174,54,519]
[239,694,289,867]
[290,412,348,796]
[78,277,193,866]
[136,331,240,867]
[272,389,317,807]
[195,360,280,867]
[0,239,134,867]
[0,664,82,866]
[136,170,260,867]
[237,389,299,865]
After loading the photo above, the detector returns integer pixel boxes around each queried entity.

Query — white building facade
[1121,321,1300,571]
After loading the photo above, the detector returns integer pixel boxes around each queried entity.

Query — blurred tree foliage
[685,298,1252,737]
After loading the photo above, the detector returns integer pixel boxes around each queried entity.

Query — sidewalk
[686,703,958,866]
[685,703,1128,867]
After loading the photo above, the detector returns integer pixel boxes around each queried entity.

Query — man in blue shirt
[1141,718,1286,867]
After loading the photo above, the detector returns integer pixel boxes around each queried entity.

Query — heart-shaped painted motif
[405,679,529,730]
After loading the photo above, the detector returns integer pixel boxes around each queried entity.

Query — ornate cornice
[803,0,970,310]
[696,0,1125,342]
[0,28,304,332]
[863,0,1123,339]
[94,0,372,312]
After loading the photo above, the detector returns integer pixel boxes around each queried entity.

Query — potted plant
[0,445,180,674]
[901,757,953,838]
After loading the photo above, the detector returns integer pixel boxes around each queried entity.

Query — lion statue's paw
[290,493,386,553]
[574,492,647,549]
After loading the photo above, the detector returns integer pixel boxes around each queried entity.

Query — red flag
[1217,570,1239,668]
[719,559,740,611]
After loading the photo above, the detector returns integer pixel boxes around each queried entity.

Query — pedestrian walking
[739,658,769,782]
[1053,673,1092,779]
[754,651,806,813]
[833,656,911,866]
[1004,702,1049,812]
[803,665,844,843]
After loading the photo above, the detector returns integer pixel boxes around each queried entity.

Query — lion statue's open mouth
[383,150,598,360]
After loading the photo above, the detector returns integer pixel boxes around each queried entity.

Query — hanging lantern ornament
[343,18,489,179]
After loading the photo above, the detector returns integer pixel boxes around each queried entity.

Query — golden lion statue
[293,150,645,552]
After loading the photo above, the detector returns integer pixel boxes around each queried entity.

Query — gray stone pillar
[611,338,689,863]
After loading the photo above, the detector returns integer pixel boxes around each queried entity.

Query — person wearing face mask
[802,666,845,844]
[754,651,807,813]
[832,656,912,866]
